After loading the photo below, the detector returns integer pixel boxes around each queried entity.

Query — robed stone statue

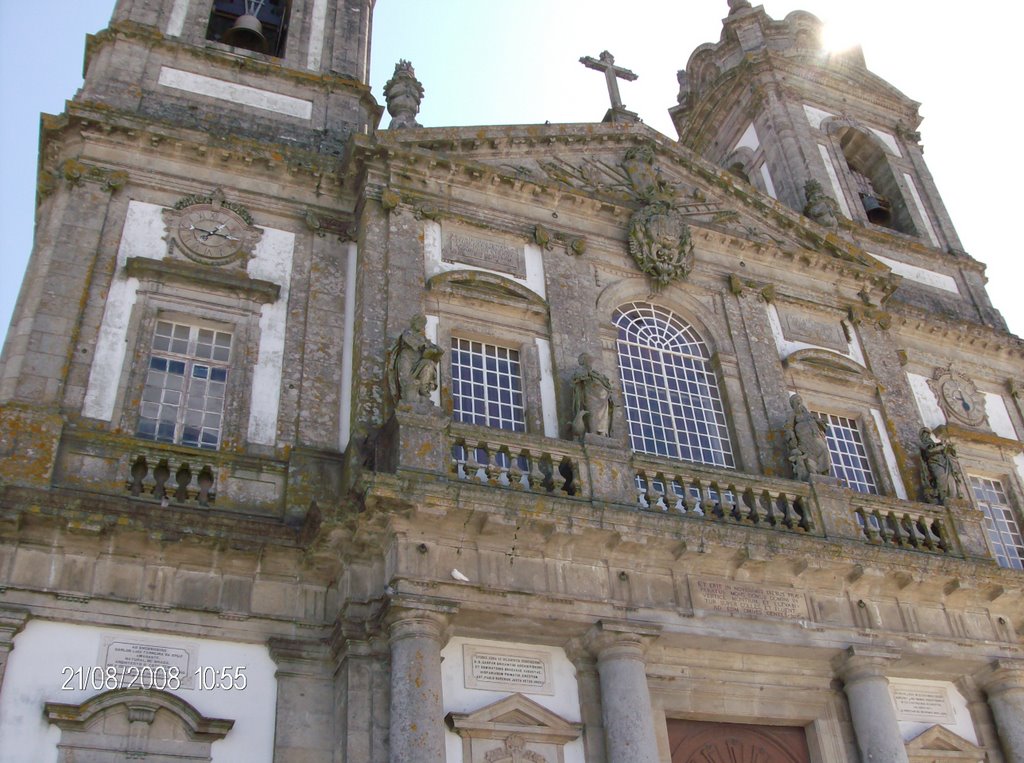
[571,353,614,438]
[786,394,832,481]
[386,314,443,406]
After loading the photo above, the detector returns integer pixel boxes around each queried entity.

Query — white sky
[1,1,1022,351]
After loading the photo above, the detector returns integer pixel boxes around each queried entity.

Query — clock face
[177,206,247,264]
[938,374,985,426]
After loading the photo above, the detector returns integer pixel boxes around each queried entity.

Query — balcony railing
[448,424,585,498]
[128,452,217,507]
[634,461,815,535]
[852,497,951,554]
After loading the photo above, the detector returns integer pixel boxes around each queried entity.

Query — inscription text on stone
[463,645,554,695]
[890,683,955,723]
[691,578,809,620]
[443,230,526,278]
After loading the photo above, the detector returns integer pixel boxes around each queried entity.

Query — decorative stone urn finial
[384,60,424,130]
[728,0,753,14]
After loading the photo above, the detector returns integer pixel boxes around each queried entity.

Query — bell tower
[670,1,960,253]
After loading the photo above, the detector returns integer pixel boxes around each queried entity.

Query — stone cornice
[890,305,1024,360]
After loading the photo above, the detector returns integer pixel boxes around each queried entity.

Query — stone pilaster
[385,599,455,763]
[0,607,29,691]
[268,638,334,763]
[586,621,661,763]
[978,659,1024,763]
[833,646,909,763]
[566,638,607,762]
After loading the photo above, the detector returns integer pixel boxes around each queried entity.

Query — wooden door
[667,719,811,763]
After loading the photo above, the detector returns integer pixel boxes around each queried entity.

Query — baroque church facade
[1,0,1023,761]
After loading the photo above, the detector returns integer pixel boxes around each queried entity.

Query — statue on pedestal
[571,353,614,438]
[803,179,840,229]
[919,427,966,503]
[786,394,832,481]
[386,314,442,406]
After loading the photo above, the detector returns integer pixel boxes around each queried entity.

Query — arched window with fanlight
[613,302,734,468]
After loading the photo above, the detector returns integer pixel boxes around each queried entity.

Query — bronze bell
[222,13,267,52]
[860,193,891,225]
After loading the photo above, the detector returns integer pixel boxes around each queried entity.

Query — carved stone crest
[927,365,987,428]
[622,145,695,289]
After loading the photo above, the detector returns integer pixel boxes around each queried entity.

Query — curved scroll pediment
[783,348,870,380]
[428,269,548,314]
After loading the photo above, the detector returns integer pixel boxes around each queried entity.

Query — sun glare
[820,21,861,53]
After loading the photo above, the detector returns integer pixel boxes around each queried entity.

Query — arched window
[613,303,734,467]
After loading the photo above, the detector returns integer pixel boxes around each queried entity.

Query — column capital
[384,596,457,644]
[584,619,661,663]
[977,658,1024,696]
[833,645,902,685]
[0,607,30,649]
[268,637,331,677]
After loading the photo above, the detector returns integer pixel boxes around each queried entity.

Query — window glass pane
[819,412,877,494]
[450,337,525,432]
[613,303,734,467]
[970,475,1024,570]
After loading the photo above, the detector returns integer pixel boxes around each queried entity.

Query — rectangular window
[206,0,290,57]
[451,337,525,432]
[970,476,1024,570]
[137,320,232,450]
[819,412,878,494]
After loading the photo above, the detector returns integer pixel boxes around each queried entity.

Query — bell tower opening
[206,0,291,57]
[837,127,915,235]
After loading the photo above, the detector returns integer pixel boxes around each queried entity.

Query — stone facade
[1,2,1023,762]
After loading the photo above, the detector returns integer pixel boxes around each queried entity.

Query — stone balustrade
[449,425,585,498]
[634,461,815,534]
[851,498,950,554]
[127,451,217,507]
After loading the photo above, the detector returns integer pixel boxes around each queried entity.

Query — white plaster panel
[870,253,959,294]
[902,173,940,247]
[1015,453,1024,489]
[441,637,584,763]
[306,0,329,70]
[166,0,190,37]
[888,678,977,745]
[869,127,902,158]
[907,373,946,429]
[424,221,547,301]
[536,338,558,438]
[871,407,907,499]
[735,122,760,152]
[339,243,357,450]
[0,620,277,763]
[157,67,313,119]
[82,201,166,421]
[984,392,1018,440]
[804,104,835,130]
[766,303,863,368]
[425,314,441,408]
[246,227,295,446]
[817,143,852,218]
[758,161,778,199]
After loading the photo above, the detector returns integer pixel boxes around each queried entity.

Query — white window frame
[818,411,879,494]
[450,336,526,432]
[613,302,735,468]
[136,319,232,450]
[969,474,1024,570]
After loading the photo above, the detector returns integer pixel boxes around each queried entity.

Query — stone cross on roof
[579,51,639,122]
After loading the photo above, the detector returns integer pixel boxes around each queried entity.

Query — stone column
[386,600,454,763]
[833,647,909,763]
[980,659,1024,763]
[587,621,661,763]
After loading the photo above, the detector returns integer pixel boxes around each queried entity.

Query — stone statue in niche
[384,60,424,130]
[785,394,832,481]
[571,353,614,438]
[803,179,840,229]
[919,427,966,503]
[386,314,443,405]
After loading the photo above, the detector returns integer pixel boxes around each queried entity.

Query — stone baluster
[586,621,661,763]
[385,599,455,763]
[833,646,909,763]
[979,658,1024,763]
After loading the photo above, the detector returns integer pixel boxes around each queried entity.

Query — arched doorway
[667,719,811,763]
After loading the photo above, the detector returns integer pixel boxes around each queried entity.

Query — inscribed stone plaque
[442,227,526,278]
[463,644,554,695]
[889,683,955,723]
[778,307,847,352]
[99,637,196,688]
[690,577,809,620]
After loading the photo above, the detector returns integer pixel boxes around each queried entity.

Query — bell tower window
[206,0,290,57]
[836,127,915,235]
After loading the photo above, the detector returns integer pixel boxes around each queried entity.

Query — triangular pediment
[376,124,893,283]
[447,693,581,745]
[905,725,986,761]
